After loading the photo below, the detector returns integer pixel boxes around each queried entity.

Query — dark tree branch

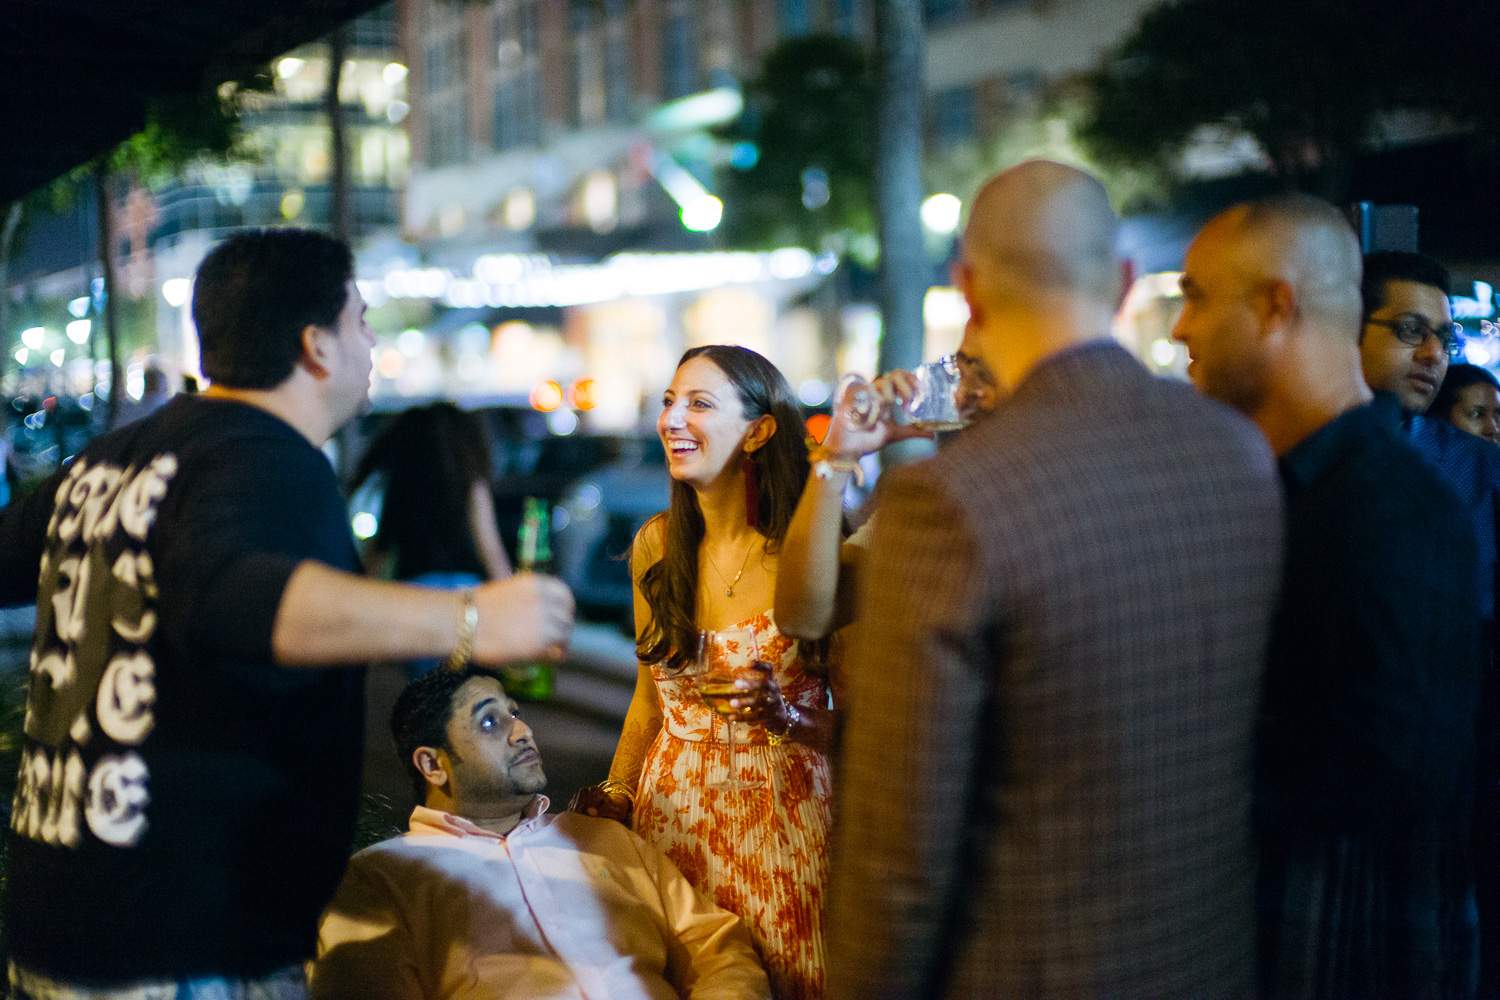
[873,0,925,376]
[327,24,352,245]
[94,160,121,432]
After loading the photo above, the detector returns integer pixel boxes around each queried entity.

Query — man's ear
[953,260,982,328]
[1257,279,1298,339]
[300,324,333,381]
[1115,258,1137,313]
[413,747,449,791]
[743,413,776,454]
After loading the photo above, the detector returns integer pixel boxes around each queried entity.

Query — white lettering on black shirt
[13,454,177,849]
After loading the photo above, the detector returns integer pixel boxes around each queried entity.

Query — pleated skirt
[634,728,832,1000]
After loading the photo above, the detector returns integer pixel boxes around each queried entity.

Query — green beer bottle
[505,496,555,700]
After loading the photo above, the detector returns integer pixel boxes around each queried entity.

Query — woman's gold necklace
[707,539,757,597]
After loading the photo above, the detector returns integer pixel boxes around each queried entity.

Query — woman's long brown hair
[638,345,814,671]
[352,402,492,580]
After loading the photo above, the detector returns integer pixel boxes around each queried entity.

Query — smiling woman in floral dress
[573,345,834,999]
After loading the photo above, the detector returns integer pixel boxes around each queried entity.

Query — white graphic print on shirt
[12,453,178,849]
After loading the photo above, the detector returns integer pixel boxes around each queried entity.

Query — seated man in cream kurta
[311,666,770,1000]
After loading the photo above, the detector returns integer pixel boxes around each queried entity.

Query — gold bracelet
[766,705,802,746]
[598,779,636,803]
[446,590,478,671]
[806,444,865,486]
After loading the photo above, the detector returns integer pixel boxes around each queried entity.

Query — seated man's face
[1359,277,1454,413]
[445,675,547,803]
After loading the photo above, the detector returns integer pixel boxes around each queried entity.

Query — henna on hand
[568,785,634,826]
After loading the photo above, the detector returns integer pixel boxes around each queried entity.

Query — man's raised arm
[272,562,574,667]
[775,371,928,639]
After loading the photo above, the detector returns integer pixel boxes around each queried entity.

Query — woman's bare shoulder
[632,513,668,571]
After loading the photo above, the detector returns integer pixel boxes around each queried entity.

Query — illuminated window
[423,8,468,166]
[493,0,543,150]
[571,3,606,128]
[661,0,697,101]
[603,0,630,125]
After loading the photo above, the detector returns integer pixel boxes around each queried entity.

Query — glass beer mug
[834,355,967,434]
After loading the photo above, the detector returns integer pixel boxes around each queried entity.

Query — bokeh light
[568,378,598,411]
[530,380,564,412]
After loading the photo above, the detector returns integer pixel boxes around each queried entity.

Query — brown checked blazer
[826,341,1284,999]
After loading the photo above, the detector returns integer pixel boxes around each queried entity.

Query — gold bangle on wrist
[598,779,636,803]
[447,590,478,671]
[767,705,802,746]
[806,444,865,486]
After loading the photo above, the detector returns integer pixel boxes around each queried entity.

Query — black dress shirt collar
[1280,392,1402,489]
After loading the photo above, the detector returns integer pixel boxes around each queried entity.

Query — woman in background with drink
[351,402,510,678]
[573,345,833,1000]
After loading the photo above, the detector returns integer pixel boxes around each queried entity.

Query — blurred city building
[381,0,1188,424]
[154,5,410,387]
[7,0,1496,434]
[1,3,406,407]
[381,0,867,426]
[0,0,1270,427]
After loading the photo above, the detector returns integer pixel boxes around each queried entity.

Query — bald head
[962,160,1121,306]
[1199,194,1364,339]
[1174,193,1373,442]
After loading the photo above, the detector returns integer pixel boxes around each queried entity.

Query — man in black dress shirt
[1359,249,1500,995]
[1174,194,1484,997]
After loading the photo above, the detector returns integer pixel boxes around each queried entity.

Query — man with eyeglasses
[1359,251,1463,414]
[1360,250,1500,997]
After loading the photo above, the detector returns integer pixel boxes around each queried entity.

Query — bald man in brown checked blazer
[825,161,1285,999]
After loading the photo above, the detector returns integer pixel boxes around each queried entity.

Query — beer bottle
[504,496,555,700]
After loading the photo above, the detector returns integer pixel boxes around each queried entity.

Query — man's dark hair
[1361,251,1451,319]
[390,666,503,802]
[192,228,353,389]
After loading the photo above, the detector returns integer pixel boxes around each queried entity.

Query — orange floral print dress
[633,611,832,1000]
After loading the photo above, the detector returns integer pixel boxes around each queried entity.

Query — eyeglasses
[1365,316,1464,359]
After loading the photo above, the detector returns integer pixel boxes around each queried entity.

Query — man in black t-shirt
[0,229,575,998]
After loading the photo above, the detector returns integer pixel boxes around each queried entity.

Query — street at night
[4,1,1500,998]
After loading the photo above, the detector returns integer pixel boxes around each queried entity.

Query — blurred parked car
[345,405,667,624]
[553,436,669,625]
[490,430,634,567]
[7,395,97,489]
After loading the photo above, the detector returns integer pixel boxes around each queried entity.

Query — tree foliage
[926,91,1169,218]
[716,34,876,255]
[1,72,267,396]
[1079,0,1495,198]
[111,85,254,189]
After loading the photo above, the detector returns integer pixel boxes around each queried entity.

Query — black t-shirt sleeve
[154,436,345,665]
[0,465,67,607]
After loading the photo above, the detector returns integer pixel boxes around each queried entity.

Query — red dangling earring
[743,453,760,529]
